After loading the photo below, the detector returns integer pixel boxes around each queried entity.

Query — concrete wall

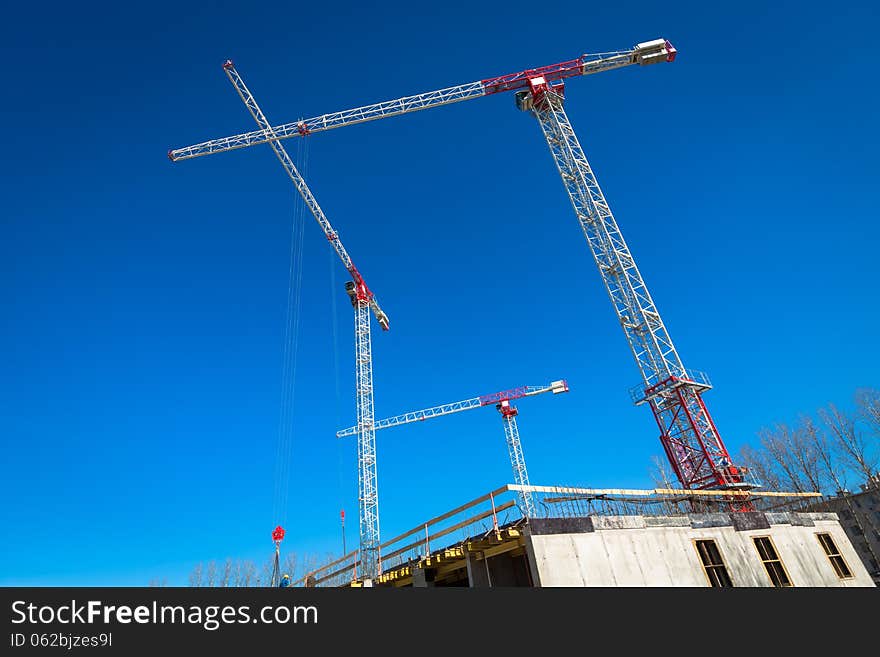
[803,488,880,584]
[526,513,875,587]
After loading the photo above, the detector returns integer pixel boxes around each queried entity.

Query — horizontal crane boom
[336,380,568,438]
[168,40,675,162]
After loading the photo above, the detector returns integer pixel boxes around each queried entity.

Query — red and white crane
[171,37,753,538]
[169,42,674,162]
[337,380,569,517]
[192,61,390,580]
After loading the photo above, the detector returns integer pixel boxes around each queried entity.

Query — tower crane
[195,61,389,580]
[338,380,569,518]
[169,38,752,511]
[169,42,674,161]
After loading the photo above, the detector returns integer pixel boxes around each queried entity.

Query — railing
[291,549,361,588]
[379,487,519,574]
[293,486,522,587]
[628,368,713,404]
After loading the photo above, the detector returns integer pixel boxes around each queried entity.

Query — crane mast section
[532,92,683,389]
[500,413,536,517]
[354,298,380,578]
[169,42,674,162]
[529,91,742,492]
[222,63,389,330]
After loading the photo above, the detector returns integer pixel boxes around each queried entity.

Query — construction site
[167,38,876,588]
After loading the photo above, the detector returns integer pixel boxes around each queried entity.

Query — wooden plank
[435,560,468,578]
[380,500,516,564]
[481,537,524,560]
[509,484,821,498]
[428,500,516,545]
[299,485,512,583]
[314,562,358,586]
[293,550,359,585]
[380,485,510,549]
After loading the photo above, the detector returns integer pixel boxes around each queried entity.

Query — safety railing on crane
[629,368,713,404]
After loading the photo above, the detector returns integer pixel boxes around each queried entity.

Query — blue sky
[1,0,878,585]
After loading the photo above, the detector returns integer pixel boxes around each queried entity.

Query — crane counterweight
[632,39,677,65]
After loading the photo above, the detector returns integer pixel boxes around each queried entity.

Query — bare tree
[188,563,203,588]
[185,552,310,588]
[855,387,880,437]
[300,553,320,582]
[803,414,880,570]
[800,415,848,494]
[758,425,801,492]
[647,455,682,514]
[820,403,878,483]
[241,560,257,587]
[738,443,782,491]
[854,388,880,485]
[788,422,827,493]
[260,556,273,587]
[221,558,233,587]
[282,552,299,582]
[648,454,675,488]
[758,423,823,493]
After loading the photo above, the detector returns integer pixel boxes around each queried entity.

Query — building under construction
[296,485,875,588]
[168,38,876,588]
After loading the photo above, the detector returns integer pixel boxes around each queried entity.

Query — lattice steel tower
[224,62,388,579]
[514,63,750,500]
[170,39,754,522]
